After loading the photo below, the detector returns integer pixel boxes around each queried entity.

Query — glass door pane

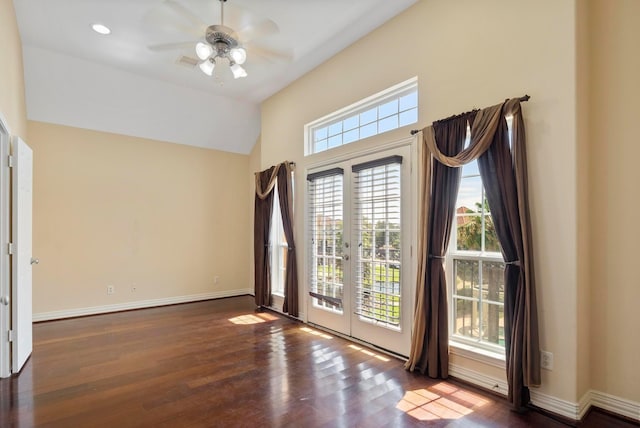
[309,173,344,311]
[352,160,402,329]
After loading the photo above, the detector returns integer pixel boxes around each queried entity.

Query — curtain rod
[410,94,531,135]
[254,161,296,176]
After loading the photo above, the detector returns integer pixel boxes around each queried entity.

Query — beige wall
[29,121,250,314]
[261,0,581,403]
[0,0,27,138]
[589,0,640,403]
[247,136,261,294]
[575,0,591,401]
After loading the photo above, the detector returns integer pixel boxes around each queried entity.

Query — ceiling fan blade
[237,19,279,43]
[175,55,200,68]
[143,1,207,38]
[148,41,196,52]
[246,43,293,63]
[164,0,208,30]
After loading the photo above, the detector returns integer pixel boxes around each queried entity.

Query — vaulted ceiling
[14,0,417,153]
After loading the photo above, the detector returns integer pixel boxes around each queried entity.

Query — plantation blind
[352,156,403,327]
[307,168,344,310]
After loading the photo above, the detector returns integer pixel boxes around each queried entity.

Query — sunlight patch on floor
[256,312,279,321]
[396,382,487,421]
[300,327,333,339]
[348,344,390,362]
[228,314,267,325]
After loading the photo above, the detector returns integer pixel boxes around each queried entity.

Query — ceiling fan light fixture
[199,59,215,76]
[195,42,213,60]
[229,47,247,65]
[230,62,247,79]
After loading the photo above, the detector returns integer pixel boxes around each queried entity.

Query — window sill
[449,340,505,369]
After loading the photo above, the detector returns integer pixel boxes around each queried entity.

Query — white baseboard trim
[449,363,509,396]
[33,289,253,322]
[577,389,593,420]
[529,389,582,420]
[450,364,639,422]
[590,390,640,421]
[266,303,305,323]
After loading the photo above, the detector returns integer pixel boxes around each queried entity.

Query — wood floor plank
[0,296,636,427]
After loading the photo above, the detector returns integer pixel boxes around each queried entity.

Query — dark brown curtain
[414,111,476,377]
[476,101,540,409]
[254,166,276,308]
[276,163,299,317]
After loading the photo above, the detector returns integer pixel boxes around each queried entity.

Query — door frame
[0,113,12,378]
[303,135,418,356]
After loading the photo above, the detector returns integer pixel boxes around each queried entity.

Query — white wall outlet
[541,350,554,370]
[107,285,115,295]
[214,276,220,285]
[131,283,137,293]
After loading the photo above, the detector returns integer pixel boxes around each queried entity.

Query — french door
[306,146,413,356]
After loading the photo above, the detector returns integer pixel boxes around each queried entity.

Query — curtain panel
[254,165,278,308]
[405,99,540,410]
[276,163,299,317]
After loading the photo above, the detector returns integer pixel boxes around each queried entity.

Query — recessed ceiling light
[91,23,111,35]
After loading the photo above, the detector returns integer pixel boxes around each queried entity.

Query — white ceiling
[14,0,417,153]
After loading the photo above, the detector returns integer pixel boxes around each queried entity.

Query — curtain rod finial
[507,95,531,103]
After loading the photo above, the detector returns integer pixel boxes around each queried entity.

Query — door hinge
[7,155,13,168]
[7,242,14,255]
[8,330,14,342]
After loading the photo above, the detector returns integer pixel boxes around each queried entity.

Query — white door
[11,137,33,373]
[307,146,413,356]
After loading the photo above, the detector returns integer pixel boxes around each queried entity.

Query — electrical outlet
[214,276,220,285]
[131,283,137,293]
[540,350,553,370]
[107,285,115,295]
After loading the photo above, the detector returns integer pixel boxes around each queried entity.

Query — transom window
[305,77,418,155]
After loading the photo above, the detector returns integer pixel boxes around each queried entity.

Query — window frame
[446,158,506,361]
[304,77,418,156]
[269,186,288,297]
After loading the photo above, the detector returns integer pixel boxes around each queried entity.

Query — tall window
[447,122,513,353]
[305,77,418,155]
[270,187,288,297]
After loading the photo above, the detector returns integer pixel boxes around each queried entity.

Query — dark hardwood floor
[0,296,635,427]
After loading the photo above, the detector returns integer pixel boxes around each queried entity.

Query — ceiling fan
[148,0,292,80]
